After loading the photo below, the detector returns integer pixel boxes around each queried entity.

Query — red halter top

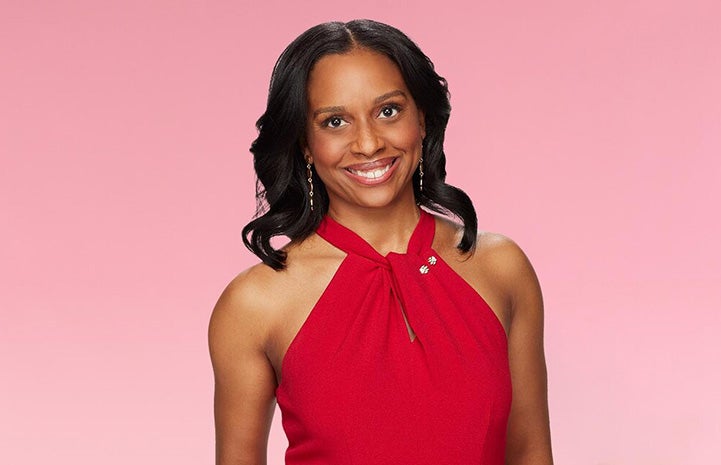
[275,210,511,464]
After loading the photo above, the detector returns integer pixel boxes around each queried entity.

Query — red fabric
[275,211,511,464]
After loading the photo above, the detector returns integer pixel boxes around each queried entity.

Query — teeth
[348,163,392,179]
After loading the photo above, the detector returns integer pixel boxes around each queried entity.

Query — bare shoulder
[432,215,542,329]
[208,254,314,463]
[219,262,281,313]
[435,216,536,282]
[209,233,345,355]
[476,232,538,291]
[208,261,286,354]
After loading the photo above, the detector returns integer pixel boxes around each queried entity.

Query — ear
[297,148,311,166]
[418,110,426,139]
[299,136,313,164]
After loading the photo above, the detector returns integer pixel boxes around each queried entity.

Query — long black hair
[243,19,477,270]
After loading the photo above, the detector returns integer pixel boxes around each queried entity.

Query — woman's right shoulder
[209,234,345,336]
[208,263,284,352]
[210,259,291,329]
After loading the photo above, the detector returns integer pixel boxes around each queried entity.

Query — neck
[326,197,422,255]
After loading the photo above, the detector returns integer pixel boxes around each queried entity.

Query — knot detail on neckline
[315,210,435,266]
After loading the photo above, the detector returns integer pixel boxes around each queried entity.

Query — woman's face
[303,47,425,214]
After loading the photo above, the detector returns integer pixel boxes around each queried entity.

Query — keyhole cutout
[401,308,417,342]
[392,289,416,343]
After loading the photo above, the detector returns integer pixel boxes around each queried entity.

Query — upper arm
[208,272,278,465]
[482,237,553,464]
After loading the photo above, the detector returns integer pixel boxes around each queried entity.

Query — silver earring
[418,157,424,192]
[306,162,314,211]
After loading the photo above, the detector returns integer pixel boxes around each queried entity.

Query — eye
[378,104,400,119]
[322,116,348,128]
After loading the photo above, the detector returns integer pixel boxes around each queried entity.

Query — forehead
[306,48,409,107]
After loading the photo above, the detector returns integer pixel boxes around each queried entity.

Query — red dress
[275,211,511,464]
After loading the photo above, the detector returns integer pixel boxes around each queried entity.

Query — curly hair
[243,19,477,270]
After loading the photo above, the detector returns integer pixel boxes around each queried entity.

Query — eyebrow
[312,90,408,118]
[374,89,407,104]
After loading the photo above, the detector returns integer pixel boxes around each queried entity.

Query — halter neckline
[316,210,436,266]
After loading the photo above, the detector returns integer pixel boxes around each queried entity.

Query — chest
[274,251,512,463]
[276,249,508,372]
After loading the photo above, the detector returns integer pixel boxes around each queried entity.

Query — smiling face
[303,47,426,215]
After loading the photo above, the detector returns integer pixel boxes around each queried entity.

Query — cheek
[385,120,424,148]
[307,130,346,160]
[306,132,347,187]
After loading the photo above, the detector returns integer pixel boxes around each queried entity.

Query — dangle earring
[306,162,314,211]
[418,157,424,192]
[418,140,425,193]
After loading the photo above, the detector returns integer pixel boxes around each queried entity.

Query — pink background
[2,1,720,463]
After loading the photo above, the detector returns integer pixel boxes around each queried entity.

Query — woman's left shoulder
[433,215,527,264]
[476,231,538,286]
[433,215,541,304]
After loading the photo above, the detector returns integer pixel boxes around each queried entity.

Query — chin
[349,188,413,210]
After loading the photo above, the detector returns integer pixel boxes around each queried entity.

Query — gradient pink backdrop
[2,1,719,463]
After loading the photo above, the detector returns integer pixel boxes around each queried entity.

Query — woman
[209,19,553,464]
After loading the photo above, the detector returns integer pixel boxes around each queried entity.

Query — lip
[343,157,399,185]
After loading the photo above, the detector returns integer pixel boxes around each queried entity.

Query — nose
[350,120,385,158]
